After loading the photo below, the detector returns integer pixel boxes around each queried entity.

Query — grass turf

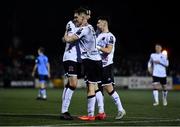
[0,88,180,126]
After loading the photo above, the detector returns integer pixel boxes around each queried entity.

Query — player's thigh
[102,64,114,86]
[83,59,102,83]
[63,61,78,77]
[68,76,78,87]
[160,77,167,90]
[38,75,48,88]
[104,84,114,93]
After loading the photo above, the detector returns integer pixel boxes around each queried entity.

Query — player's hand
[32,72,35,77]
[48,73,51,78]
[62,37,66,43]
[96,45,101,50]
[148,67,152,74]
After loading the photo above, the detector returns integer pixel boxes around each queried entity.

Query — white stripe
[0,112,170,120]
[60,119,180,126]
[68,74,77,77]
[1,113,178,126]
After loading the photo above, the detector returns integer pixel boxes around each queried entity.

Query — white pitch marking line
[60,119,180,126]
[0,113,170,120]
[1,113,179,126]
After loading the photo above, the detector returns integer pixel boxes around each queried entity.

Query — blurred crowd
[1,47,180,85]
[0,48,180,81]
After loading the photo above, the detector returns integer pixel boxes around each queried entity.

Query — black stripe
[87,95,95,99]
[95,89,100,93]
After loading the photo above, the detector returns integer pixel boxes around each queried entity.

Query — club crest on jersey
[109,36,114,44]
[67,24,72,32]
[76,28,83,35]
[108,78,111,81]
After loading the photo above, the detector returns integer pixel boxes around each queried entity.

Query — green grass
[0,88,180,126]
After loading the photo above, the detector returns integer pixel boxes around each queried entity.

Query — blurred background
[1,0,180,88]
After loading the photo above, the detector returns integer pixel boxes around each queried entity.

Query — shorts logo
[69,66,74,72]
[108,78,111,81]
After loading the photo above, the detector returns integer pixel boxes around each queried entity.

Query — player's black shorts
[38,75,48,82]
[63,61,82,78]
[152,76,167,85]
[82,59,102,83]
[102,64,114,85]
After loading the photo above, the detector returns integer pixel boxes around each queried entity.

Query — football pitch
[0,88,180,126]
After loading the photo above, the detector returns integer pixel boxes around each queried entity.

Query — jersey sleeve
[66,21,75,35]
[107,35,115,45]
[160,56,169,67]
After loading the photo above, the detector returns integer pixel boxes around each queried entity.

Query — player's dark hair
[82,6,91,15]
[155,43,162,47]
[39,47,45,53]
[74,7,89,15]
[97,16,111,26]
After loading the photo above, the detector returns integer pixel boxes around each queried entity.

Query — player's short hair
[38,47,45,53]
[155,43,162,47]
[97,16,111,26]
[153,39,164,47]
[74,7,89,15]
[82,6,91,15]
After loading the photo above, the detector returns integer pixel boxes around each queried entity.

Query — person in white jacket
[148,43,169,106]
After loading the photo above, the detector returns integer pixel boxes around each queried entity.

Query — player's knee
[88,85,95,95]
[152,83,159,90]
[68,79,77,89]
[65,82,76,90]
[162,85,167,90]
[108,89,115,96]
[69,83,77,88]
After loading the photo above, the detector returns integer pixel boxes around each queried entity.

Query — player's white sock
[41,88,47,98]
[87,95,96,116]
[38,89,42,97]
[61,87,74,113]
[95,90,104,113]
[162,90,168,100]
[153,90,159,103]
[110,90,124,112]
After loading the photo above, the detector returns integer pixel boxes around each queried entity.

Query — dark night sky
[3,0,180,62]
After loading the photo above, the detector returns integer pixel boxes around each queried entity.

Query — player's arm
[97,44,113,54]
[159,58,169,67]
[147,56,153,74]
[63,31,79,43]
[62,21,76,43]
[47,62,51,78]
[64,27,85,43]
[32,64,37,77]
[97,35,114,54]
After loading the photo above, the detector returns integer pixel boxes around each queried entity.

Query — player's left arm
[97,44,113,54]
[47,62,51,78]
[154,58,169,67]
[63,31,79,43]
[63,27,85,43]
[97,35,114,54]
[159,58,169,67]
[147,55,153,74]
[32,64,37,77]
